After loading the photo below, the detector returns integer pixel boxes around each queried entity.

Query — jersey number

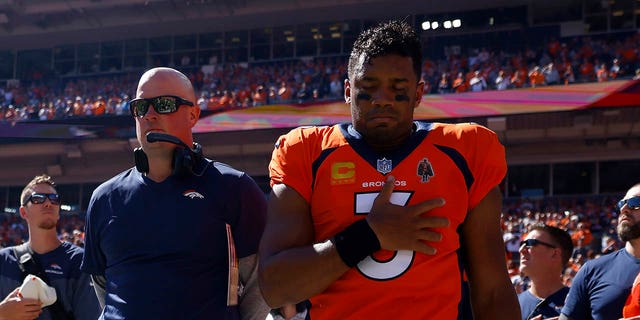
[354,192,415,280]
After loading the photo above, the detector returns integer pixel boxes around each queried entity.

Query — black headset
[134,132,205,178]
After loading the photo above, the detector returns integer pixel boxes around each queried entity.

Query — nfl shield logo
[377,158,392,174]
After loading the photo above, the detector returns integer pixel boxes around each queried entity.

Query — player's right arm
[258,183,349,308]
[258,176,449,308]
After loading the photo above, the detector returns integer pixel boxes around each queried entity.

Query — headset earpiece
[134,147,149,173]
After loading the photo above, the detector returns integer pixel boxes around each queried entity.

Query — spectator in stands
[562,267,576,287]
[3,105,16,121]
[296,82,311,103]
[0,174,100,319]
[543,63,561,85]
[610,59,622,79]
[561,61,576,85]
[259,20,519,319]
[528,66,545,88]
[560,182,640,320]
[437,73,451,94]
[495,70,510,90]
[511,69,526,89]
[328,77,343,99]
[277,81,293,102]
[197,92,208,110]
[469,70,487,92]
[504,223,522,262]
[596,63,609,82]
[578,58,595,82]
[253,86,267,106]
[218,90,234,109]
[452,72,467,93]
[571,222,593,247]
[80,67,269,319]
[518,224,573,320]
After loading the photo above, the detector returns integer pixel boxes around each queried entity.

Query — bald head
[136,67,196,103]
[133,67,200,156]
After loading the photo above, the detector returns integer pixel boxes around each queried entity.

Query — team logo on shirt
[331,162,355,185]
[377,158,392,175]
[45,264,63,275]
[417,158,434,183]
[183,190,205,199]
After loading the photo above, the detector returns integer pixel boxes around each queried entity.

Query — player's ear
[344,79,352,104]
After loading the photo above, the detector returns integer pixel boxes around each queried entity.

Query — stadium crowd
[502,194,625,294]
[1,31,639,122]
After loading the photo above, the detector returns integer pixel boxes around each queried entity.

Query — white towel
[18,274,57,307]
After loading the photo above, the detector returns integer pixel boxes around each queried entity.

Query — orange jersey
[624,273,640,317]
[269,121,506,319]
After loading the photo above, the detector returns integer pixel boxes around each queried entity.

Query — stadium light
[452,19,462,28]
[421,21,431,30]
[431,21,439,29]
[443,20,452,29]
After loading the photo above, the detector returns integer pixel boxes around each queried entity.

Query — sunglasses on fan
[618,196,640,211]
[129,95,194,117]
[519,238,556,249]
[23,193,60,206]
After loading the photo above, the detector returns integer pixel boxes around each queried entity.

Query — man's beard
[38,220,57,230]
[618,219,640,242]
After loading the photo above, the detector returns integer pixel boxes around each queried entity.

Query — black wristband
[333,219,381,268]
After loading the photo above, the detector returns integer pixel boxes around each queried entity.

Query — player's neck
[366,129,414,155]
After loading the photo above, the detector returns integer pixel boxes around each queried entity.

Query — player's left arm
[238,254,269,320]
[460,187,520,320]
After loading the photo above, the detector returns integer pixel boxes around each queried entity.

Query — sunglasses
[129,95,194,117]
[618,196,640,211]
[23,193,60,206]
[520,238,556,249]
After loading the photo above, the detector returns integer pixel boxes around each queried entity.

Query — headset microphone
[146,132,192,150]
[134,132,204,177]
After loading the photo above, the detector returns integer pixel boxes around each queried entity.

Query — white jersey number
[354,192,415,280]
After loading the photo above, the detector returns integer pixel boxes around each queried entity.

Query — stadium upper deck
[0,0,638,207]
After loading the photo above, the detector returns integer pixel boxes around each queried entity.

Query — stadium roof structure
[0,0,574,50]
[193,79,640,133]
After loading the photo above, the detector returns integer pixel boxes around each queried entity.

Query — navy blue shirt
[519,286,569,319]
[561,249,640,320]
[0,242,101,320]
[81,161,266,320]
